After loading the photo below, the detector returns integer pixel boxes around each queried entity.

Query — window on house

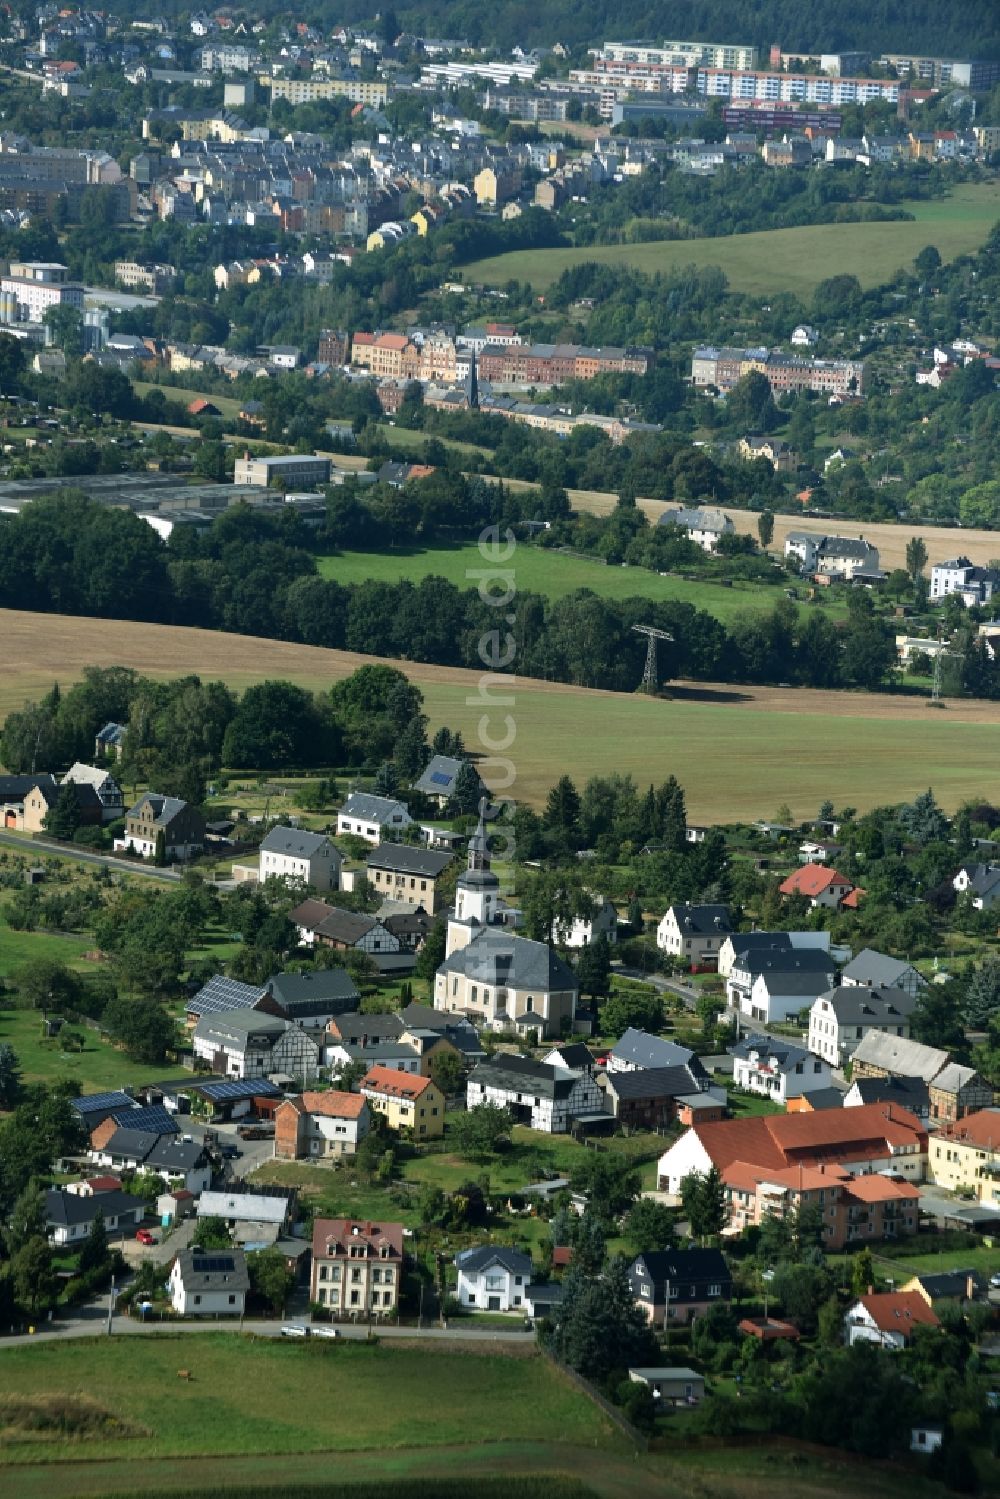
[228,1294,236,1304]
[194,1294,201,1305]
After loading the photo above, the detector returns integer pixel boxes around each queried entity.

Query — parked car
[220,1144,239,1159]
[310,1325,340,1339]
[990,1273,1000,1289]
[135,1228,155,1245]
[280,1323,309,1337]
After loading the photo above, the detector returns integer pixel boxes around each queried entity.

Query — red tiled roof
[695,1103,926,1176]
[312,1216,404,1259]
[300,1090,367,1119]
[857,1291,940,1333]
[779,865,853,898]
[936,1108,1000,1150]
[844,1173,919,1204]
[840,887,866,908]
[361,1066,434,1102]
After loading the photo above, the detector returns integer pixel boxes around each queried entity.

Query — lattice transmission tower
[632,624,674,693]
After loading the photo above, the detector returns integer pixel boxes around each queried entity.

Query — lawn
[871,1244,1000,1278]
[0,1335,610,1464]
[132,381,243,423]
[317,542,836,625]
[0,1005,168,1093]
[6,606,1000,819]
[465,182,1000,296]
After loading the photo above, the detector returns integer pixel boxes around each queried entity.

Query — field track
[3,608,1000,818]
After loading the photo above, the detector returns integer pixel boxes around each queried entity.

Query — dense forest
[89,2,1000,58]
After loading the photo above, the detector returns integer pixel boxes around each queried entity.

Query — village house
[12,776,104,834]
[606,1028,698,1073]
[413,754,485,809]
[311,1217,404,1319]
[119,792,205,861]
[656,902,733,965]
[599,1062,724,1130]
[45,1187,144,1246]
[365,843,453,914]
[849,1034,991,1123]
[629,1247,732,1326]
[844,1291,940,1349]
[274,1091,371,1161]
[726,946,838,1024]
[326,1035,423,1078]
[197,1189,295,1243]
[928,1108,1000,1203]
[899,1269,987,1311]
[779,865,859,910]
[61,762,125,821]
[839,948,926,998]
[726,1161,920,1249]
[288,899,402,956]
[731,1036,833,1104]
[657,505,734,553]
[953,861,1000,911]
[168,1247,249,1316]
[717,929,832,980]
[738,433,797,472]
[264,970,360,1034]
[552,896,618,948]
[656,1102,928,1197]
[336,791,413,844]
[360,1066,445,1138]
[258,826,342,891]
[192,1011,320,1081]
[95,722,126,759]
[455,1245,535,1312]
[807,984,918,1068]
[91,1129,212,1195]
[466,1053,604,1134]
[843,1074,930,1119]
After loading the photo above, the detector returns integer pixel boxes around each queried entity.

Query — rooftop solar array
[110,1104,178,1135]
[72,1090,134,1115]
[188,975,267,1016]
[196,1078,283,1102]
[430,771,451,786]
[192,1254,237,1272]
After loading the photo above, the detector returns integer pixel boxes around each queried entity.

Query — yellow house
[927,1108,1000,1206]
[360,1066,445,1139]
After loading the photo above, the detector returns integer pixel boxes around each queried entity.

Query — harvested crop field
[3,608,1000,818]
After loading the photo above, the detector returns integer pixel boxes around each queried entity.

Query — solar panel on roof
[198,1078,282,1101]
[194,1254,236,1273]
[430,771,451,786]
[110,1104,178,1134]
[73,1090,134,1114]
[190,976,266,1015]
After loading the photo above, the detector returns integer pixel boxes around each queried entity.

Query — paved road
[0,828,182,881]
[0,1307,535,1347]
[615,965,699,1007]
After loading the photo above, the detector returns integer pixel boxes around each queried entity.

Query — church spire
[467,796,490,873]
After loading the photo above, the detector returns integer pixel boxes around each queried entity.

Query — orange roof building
[846,1291,940,1348]
[779,865,857,909]
[274,1089,371,1161]
[360,1066,444,1138]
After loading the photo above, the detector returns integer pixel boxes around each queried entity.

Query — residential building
[455,1245,534,1312]
[726,946,837,1024]
[95,721,126,759]
[953,861,1000,911]
[258,826,342,890]
[928,1109,1000,1204]
[629,1247,731,1326]
[192,1011,320,1080]
[552,897,618,948]
[600,1062,724,1130]
[656,1101,928,1197]
[8,775,103,834]
[807,984,918,1068]
[927,1065,994,1127]
[232,453,331,488]
[413,754,485,808]
[628,1367,705,1403]
[264,969,360,1034]
[844,1292,939,1349]
[930,557,1000,607]
[336,792,413,844]
[360,1066,444,1138]
[899,1269,986,1309]
[656,903,733,964]
[839,948,926,998]
[657,505,734,553]
[274,1091,371,1160]
[1,261,83,324]
[168,1248,249,1316]
[692,345,864,398]
[478,341,650,386]
[466,1053,604,1134]
[120,792,205,861]
[779,865,858,910]
[92,1130,212,1194]
[843,1075,930,1118]
[365,843,453,914]
[310,1217,403,1318]
[738,433,797,471]
[850,1032,948,1084]
[726,1160,920,1248]
[60,762,124,822]
[717,929,831,979]
[607,1029,698,1073]
[326,1036,422,1078]
[196,1190,294,1239]
[731,1036,832,1104]
[185,974,270,1027]
[288,899,402,956]
[45,1187,144,1246]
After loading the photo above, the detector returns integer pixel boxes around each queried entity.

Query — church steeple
[467,795,490,873]
[447,796,499,956]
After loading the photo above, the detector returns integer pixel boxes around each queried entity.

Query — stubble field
[3,608,1000,818]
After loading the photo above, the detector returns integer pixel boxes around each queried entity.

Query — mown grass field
[0,1337,610,1465]
[0,1004,169,1093]
[316,542,840,624]
[132,381,243,422]
[4,608,1000,819]
[465,181,1000,295]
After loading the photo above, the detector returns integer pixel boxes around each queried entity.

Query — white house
[726,947,837,1024]
[61,762,125,822]
[717,930,831,980]
[193,1011,320,1080]
[258,826,342,890]
[553,897,618,948]
[455,1245,534,1312]
[45,1188,144,1246]
[336,792,413,844]
[657,505,734,553]
[466,1053,604,1133]
[839,950,925,997]
[952,861,1000,911]
[930,557,1000,606]
[657,903,732,963]
[807,984,918,1068]
[843,1292,940,1350]
[730,1036,832,1104]
[168,1247,249,1316]
[791,324,818,347]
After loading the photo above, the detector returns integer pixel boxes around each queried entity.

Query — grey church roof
[437,928,577,992]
